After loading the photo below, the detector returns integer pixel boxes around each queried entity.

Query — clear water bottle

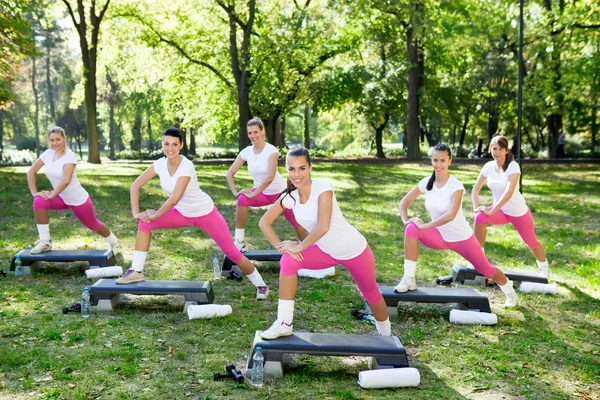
[212,255,221,279]
[360,314,377,326]
[14,256,24,277]
[251,347,264,387]
[81,287,91,319]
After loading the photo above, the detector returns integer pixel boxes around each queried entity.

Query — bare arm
[418,191,464,230]
[471,173,487,210]
[45,163,76,199]
[27,158,45,197]
[149,175,191,220]
[130,165,157,218]
[398,185,422,225]
[246,152,279,198]
[225,154,246,196]
[485,173,519,215]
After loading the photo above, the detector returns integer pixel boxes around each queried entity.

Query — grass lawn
[0,162,598,400]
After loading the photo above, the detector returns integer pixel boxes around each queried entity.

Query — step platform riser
[451,264,548,285]
[378,285,492,314]
[11,249,116,275]
[222,250,282,276]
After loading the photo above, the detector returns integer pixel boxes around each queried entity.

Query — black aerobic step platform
[222,249,281,276]
[246,331,410,378]
[450,264,548,285]
[89,279,214,312]
[378,286,492,316]
[11,249,116,275]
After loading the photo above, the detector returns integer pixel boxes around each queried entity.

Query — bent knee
[33,196,48,210]
[404,223,419,238]
[280,253,302,275]
[474,212,488,225]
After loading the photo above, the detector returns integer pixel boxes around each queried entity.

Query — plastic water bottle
[251,347,264,387]
[212,255,221,279]
[81,287,91,319]
[360,314,377,326]
[14,256,24,277]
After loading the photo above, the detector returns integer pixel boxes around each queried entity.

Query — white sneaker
[234,239,247,252]
[394,276,417,293]
[538,266,549,279]
[260,319,293,340]
[504,292,519,308]
[31,240,52,254]
[109,242,119,256]
[256,286,269,300]
[115,269,145,284]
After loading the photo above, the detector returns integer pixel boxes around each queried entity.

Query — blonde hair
[48,126,66,137]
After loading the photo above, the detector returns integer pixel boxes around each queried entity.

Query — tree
[62,0,111,163]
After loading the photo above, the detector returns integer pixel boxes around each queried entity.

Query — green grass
[0,162,599,399]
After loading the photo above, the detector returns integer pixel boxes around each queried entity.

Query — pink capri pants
[237,188,300,228]
[474,208,540,250]
[138,206,244,264]
[280,244,383,305]
[33,196,102,232]
[405,223,497,278]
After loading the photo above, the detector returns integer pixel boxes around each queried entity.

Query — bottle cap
[255,347,262,352]
[84,287,89,291]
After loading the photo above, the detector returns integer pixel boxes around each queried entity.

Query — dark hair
[247,117,264,131]
[163,127,183,143]
[426,144,452,191]
[489,135,513,171]
[279,146,312,208]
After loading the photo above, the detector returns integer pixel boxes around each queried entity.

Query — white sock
[246,269,266,287]
[235,229,245,242]
[132,251,147,272]
[403,260,417,278]
[277,299,295,323]
[37,224,50,241]
[481,247,485,253]
[375,318,391,336]
[499,280,516,298]
[104,232,118,245]
[537,260,549,269]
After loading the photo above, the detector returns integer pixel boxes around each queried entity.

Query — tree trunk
[280,117,286,148]
[181,127,188,156]
[63,0,111,164]
[108,101,116,160]
[304,103,311,149]
[189,126,196,156]
[45,42,56,121]
[374,113,389,159]
[131,115,142,151]
[543,0,563,159]
[32,57,41,157]
[0,109,4,162]
[406,25,421,161]
[148,118,154,151]
[458,112,469,146]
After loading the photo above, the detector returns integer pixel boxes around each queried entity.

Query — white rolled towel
[449,309,498,325]
[358,367,420,389]
[85,266,123,279]
[297,267,336,279]
[187,304,232,320]
[519,282,557,295]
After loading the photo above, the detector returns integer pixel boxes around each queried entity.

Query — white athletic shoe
[256,286,269,300]
[504,292,519,308]
[234,239,247,252]
[394,276,417,293]
[538,265,549,279]
[260,319,293,340]
[31,239,52,254]
[115,269,145,284]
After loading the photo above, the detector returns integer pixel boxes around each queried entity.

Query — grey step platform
[10,249,116,276]
[246,331,410,378]
[450,264,548,285]
[89,279,214,312]
[222,249,281,276]
[378,285,492,316]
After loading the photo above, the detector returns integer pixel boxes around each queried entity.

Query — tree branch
[121,13,234,89]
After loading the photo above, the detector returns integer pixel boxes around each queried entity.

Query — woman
[116,128,269,300]
[26,126,118,255]
[258,147,391,339]
[396,144,518,307]
[472,135,549,277]
[226,117,305,251]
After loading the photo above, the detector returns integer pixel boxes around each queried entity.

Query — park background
[1,0,599,399]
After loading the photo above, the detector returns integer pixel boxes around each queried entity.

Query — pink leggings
[405,223,497,278]
[138,206,244,264]
[33,196,102,232]
[474,208,540,250]
[237,188,300,228]
[280,244,382,305]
